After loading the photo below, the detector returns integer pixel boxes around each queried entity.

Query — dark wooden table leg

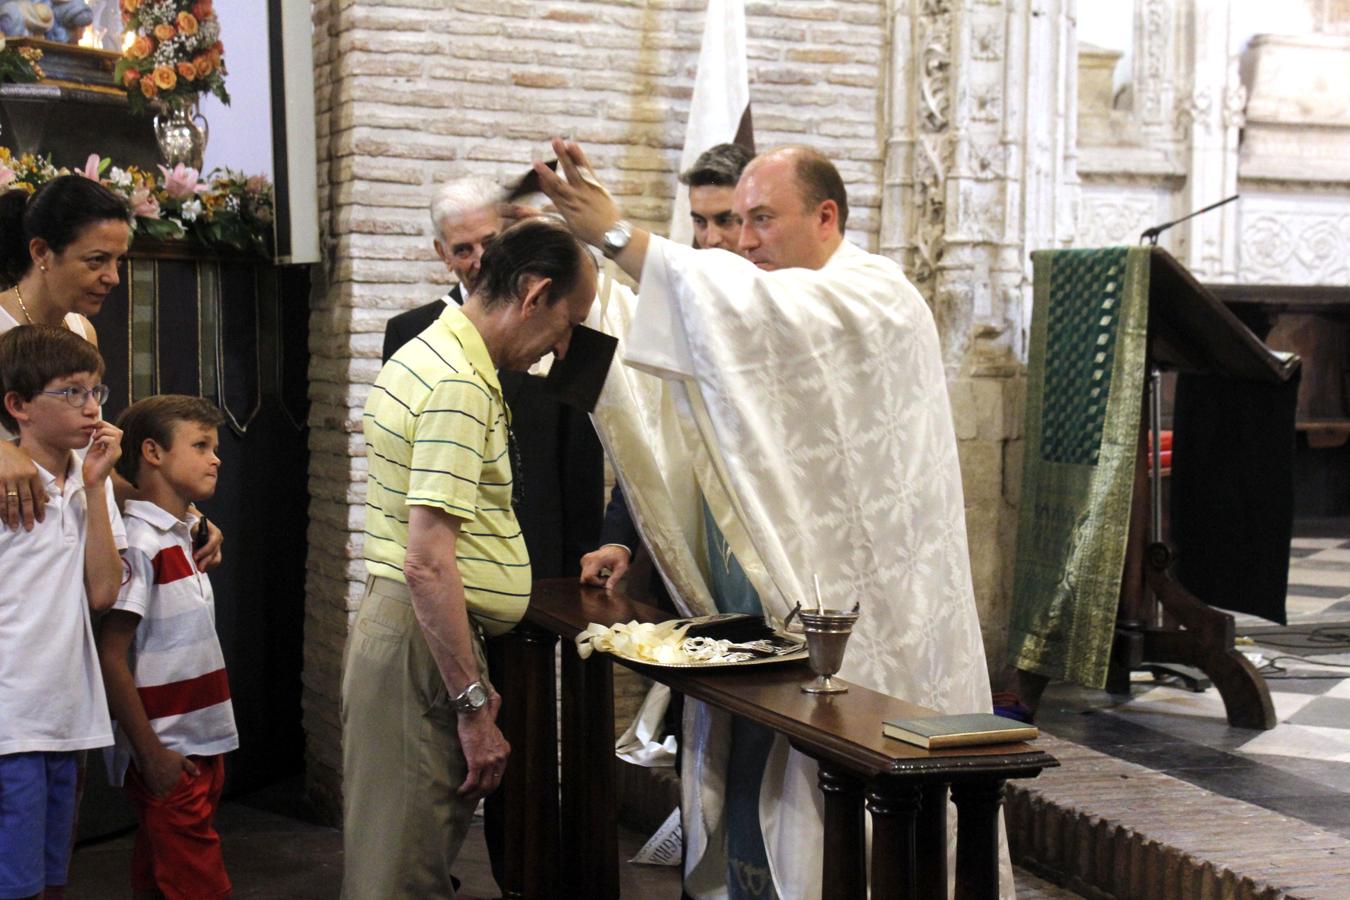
[497,623,560,900]
[916,783,948,899]
[867,776,920,898]
[950,779,1004,900]
[819,764,867,900]
[560,642,618,899]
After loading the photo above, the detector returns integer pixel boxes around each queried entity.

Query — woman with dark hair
[0,175,223,566]
[0,174,132,331]
[0,175,132,529]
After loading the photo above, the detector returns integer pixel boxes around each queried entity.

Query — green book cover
[883,713,1038,750]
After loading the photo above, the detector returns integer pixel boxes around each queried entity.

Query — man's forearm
[406,561,481,696]
[612,229,649,283]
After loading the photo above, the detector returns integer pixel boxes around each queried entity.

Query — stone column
[1177,0,1243,281]
[881,0,1079,670]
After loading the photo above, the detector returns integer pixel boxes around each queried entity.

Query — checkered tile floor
[1255,537,1350,624]
[1036,532,1350,838]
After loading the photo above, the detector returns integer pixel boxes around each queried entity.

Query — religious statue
[0,0,93,43]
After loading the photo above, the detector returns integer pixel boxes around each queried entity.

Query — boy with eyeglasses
[97,393,237,899]
[0,325,123,900]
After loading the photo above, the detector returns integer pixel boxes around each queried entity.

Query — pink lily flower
[78,153,101,181]
[157,163,208,200]
[130,186,161,219]
[0,166,14,189]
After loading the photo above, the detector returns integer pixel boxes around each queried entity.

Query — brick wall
[303,0,890,821]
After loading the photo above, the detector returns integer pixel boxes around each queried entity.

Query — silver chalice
[790,602,861,694]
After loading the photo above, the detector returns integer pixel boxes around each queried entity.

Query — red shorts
[124,754,230,900]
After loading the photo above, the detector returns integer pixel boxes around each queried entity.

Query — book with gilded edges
[882,713,1038,750]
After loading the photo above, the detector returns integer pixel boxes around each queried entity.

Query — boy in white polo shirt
[97,394,237,900]
[0,325,124,900]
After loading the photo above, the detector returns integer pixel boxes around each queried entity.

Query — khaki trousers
[340,575,489,899]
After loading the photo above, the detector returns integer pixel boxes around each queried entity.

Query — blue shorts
[0,751,78,898]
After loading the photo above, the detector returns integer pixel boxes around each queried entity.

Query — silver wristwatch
[451,680,489,714]
[601,219,633,259]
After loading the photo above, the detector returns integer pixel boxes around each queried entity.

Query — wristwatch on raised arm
[451,680,489,714]
[601,219,632,259]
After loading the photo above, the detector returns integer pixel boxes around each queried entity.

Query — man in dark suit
[579,143,753,594]
[381,177,604,897]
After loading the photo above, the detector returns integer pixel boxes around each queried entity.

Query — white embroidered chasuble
[591,237,1013,899]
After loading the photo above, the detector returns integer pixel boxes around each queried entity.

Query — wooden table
[496,580,1058,900]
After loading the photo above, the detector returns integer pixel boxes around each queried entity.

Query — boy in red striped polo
[97,395,237,900]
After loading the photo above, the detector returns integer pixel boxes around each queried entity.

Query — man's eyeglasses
[40,384,110,407]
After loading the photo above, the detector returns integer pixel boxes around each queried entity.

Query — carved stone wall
[882,0,1078,670]
[1077,0,1350,287]
[1238,192,1350,285]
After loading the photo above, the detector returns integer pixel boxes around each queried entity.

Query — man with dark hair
[540,141,1009,898]
[380,176,603,898]
[679,142,755,251]
[383,176,604,585]
[343,219,596,898]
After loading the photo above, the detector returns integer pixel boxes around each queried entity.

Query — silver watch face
[458,681,488,711]
[603,221,631,255]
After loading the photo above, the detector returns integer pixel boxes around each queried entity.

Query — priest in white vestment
[539,139,1013,900]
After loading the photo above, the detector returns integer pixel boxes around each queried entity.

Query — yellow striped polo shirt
[362,305,529,635]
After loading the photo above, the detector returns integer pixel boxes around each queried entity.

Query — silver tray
[604,632,809,669]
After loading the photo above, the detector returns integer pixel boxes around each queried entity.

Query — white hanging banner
[667,0,751,246]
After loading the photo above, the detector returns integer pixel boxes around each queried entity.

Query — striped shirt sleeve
[406,375,492,520]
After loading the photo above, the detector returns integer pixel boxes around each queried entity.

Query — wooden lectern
[1107,248,1300,730]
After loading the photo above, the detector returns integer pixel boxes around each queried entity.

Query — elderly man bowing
[538,140,1011,899]
[341,219,597,898]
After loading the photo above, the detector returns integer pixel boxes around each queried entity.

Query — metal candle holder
[790,602,861,694]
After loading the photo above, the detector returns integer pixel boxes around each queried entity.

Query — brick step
[1008,734,1350,900]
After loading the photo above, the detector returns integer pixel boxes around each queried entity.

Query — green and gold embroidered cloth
[1007,246,1150,688]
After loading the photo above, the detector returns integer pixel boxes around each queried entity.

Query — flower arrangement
[115,0,228,114]
[0,34,44,84]
[0,148,273,257]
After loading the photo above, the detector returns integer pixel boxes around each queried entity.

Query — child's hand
[82,421,123,485]
[141,746,200,798]
[193,517,225,571]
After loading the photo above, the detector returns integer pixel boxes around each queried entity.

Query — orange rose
[121,0,140,13]
[153,23,174,41]
[176,12,197,35]
[122,68,140,87]
[176,61,196,80]
[192,0,212,20]
[140,77,157,99]
[127,34,152,59]
[152,64,176,90]
[193,55,212,78]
